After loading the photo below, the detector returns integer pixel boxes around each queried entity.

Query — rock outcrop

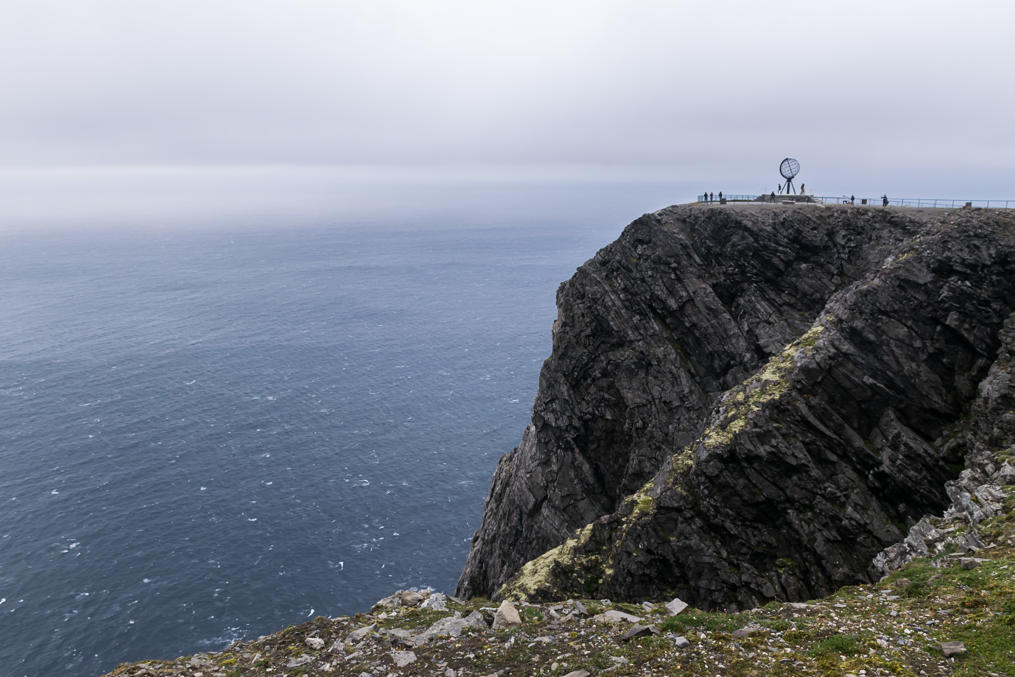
[458,203,1015,611]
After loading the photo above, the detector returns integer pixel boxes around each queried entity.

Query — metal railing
[697,194,759,202]
[697,194,1013,208]
[813,196,1012,208]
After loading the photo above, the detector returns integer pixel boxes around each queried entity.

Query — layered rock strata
[458,203,1015,611]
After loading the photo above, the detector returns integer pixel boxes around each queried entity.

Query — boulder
[665,598,688,616]
[592,610,643,624]
[492,600,522,629]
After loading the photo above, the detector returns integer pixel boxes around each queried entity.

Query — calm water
[0,219,619,676]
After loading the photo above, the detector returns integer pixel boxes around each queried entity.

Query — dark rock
[457,203,1015,610]
[620,624,659,641]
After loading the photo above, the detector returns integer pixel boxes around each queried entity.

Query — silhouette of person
[709,192,714,201]
[718,191,723,201]
[704,191,709,202]
[778,183,783,194]
[850,195,855,205]
[770,191,776,199]
[800,183,805,194]
[882,194,889,207]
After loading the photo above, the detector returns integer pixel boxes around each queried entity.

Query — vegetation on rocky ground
[104,481,1015,677]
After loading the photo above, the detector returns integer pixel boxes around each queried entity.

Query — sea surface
[0,216,627,676]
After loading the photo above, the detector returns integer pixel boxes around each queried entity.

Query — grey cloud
[0,0,1012,223]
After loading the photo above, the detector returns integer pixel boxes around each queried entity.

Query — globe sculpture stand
[780,157,800,195]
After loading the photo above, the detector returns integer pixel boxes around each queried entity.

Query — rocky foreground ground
[105,451,1015,677]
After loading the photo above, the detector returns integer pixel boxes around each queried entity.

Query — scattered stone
[998,462,1015,485]
[305,636,325,650]
[391,650,416,667]
[620,624,659,642]
[492,599,522,629]
[674,635,691,648]
[731,623,767,639]
[398,590,425,607]
[421,592,448,610]
[372,593,402,609]
[286,654,313,668]
[641,601,655,612]
[572,600,588,616]
[665,597,688,615]
[941,641,966,657]
[960,557,983,569]
[414,612,487,645]
[377,627,415,647]
[592,609,643,624]
[345,623,375,645]
[562,671,591,677]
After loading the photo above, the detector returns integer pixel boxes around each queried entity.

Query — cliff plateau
[457,202,1015,611]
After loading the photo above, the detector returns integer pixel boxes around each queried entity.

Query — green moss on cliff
[703,325,824,449]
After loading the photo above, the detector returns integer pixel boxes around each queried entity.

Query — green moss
[702,325,824,449]
[498,523,601,600]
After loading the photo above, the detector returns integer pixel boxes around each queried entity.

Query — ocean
[0,203,636,676]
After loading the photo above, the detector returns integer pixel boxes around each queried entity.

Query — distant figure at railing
[883,195,889,207]
[800,183,806,195]
[851,195,855,205]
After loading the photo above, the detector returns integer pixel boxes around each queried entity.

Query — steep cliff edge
[458,203,1015,610]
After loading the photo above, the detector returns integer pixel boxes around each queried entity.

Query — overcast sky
[2,0,1013,229]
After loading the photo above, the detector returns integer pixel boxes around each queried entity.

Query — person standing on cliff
[718,191,723,201]
[800,183,805,194]
[882,194,889,207]
[851,195,855,205]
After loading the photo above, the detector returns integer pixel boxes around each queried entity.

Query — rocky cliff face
[457,203,1015,610]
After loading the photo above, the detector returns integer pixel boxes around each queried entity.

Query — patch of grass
[782,628,816,644]
[947,611,1015,676]
[809,633,861,657]
[758,618,792,631]
[660,608,749,633]
[520,606,544,623]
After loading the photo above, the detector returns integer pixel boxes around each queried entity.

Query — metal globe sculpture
[779,157,800,194]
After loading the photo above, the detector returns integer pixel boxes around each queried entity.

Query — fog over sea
[0,178,685,676]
